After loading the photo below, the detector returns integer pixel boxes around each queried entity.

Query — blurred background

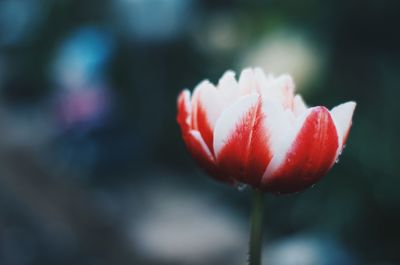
[0,0,399,264]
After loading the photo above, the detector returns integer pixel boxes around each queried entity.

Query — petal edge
[262,106,339,193]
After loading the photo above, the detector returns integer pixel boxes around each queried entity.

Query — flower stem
[248,189,264,265]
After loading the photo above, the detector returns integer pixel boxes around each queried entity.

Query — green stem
[248,189,264,265]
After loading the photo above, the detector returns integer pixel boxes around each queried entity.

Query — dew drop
[236,183,248,191]
[335,158,340,164]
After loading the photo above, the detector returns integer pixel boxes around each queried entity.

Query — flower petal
[191,81,225,154]
[330,101,356,152]
[177,89,192,132]
[217,70,240,105]
[262,106,339,193]
[277,75,295,106]
[293,94,307,116]
[178,89,231,183]
[214,94,273,185]
[182,130,231,183]
[238,68,257,95]
[263,74,295,110]
[262,99,295,156]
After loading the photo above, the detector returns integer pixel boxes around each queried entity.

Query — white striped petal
[213,93,259,158]
[238,68,257,95]
[293,94,307,116]
[262,108,312,179]
[191,80,225,131]
[189,130,214,160]
[330,101,356,151]
[217,70,240,106]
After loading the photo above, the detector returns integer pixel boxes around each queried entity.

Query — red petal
[184,131,232,183]
[194,103,215,154]
[217,98,273,186]
[177,90,191,132]
[190,82,224,155]
[263,107,339,194]
[177,91,231,183]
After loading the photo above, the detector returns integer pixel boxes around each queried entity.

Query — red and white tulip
[177,68,356,194]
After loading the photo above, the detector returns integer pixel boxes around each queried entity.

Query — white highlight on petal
[330,101,356,152]
[213,93,259,158]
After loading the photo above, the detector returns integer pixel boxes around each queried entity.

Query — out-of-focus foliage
[0,0,399,264]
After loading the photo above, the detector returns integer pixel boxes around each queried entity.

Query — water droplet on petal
[236,183,248,191]
[335,158,340,164]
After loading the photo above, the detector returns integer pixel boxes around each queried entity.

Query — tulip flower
[177,67,356,265]
[177,67,355,194]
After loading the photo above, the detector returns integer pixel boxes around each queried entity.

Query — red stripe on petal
[183,131,232,184]
[263,107,339,194]
[196,103,215,154]
[217,98,272,186]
